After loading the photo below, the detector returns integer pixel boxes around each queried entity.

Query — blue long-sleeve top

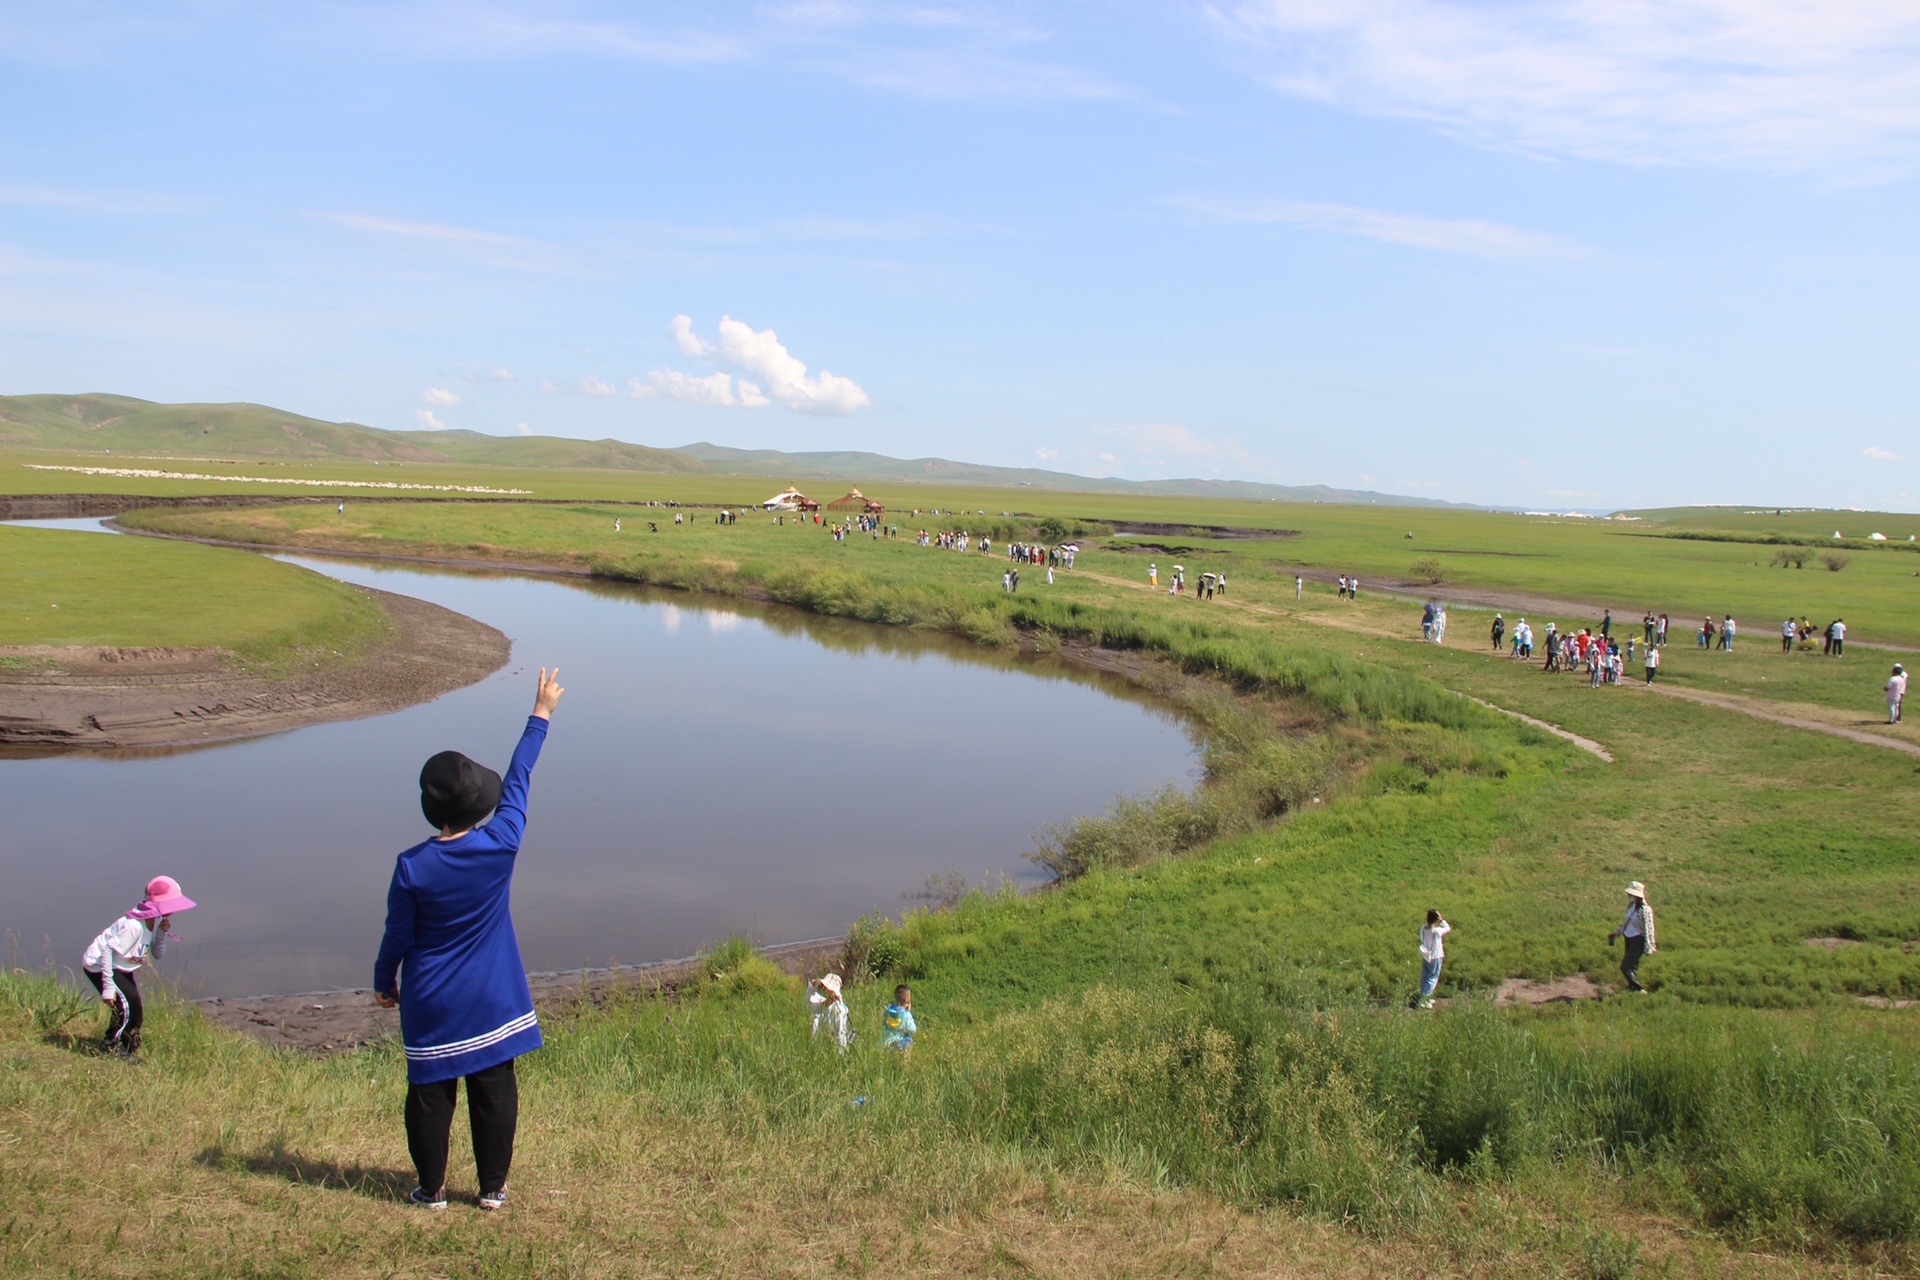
[375,716,548,1083]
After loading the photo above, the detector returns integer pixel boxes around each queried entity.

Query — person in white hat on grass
[82,875,197,1058]
[808,973,853,1051]
[1888,664,1907,724]
[1608,881,1657,993]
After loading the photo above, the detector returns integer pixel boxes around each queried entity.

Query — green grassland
[9,471,1920,1274]
[0,525,390,672]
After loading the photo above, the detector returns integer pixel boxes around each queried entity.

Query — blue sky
[3,1,1917,510]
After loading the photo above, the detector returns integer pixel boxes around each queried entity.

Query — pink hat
[129,875,196,919]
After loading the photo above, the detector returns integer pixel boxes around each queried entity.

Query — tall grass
[531,969,1920,1245]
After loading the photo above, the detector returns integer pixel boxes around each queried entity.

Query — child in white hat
[82,875,196,1058]
[808,973,853,1051]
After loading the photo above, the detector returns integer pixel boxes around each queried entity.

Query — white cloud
[415,409,449,430]
[1087,423,1277,479]
[1864,446,1904,461]
[1174,196,1589,262]
[514,422,533,436]
[469,365,516,382]
[671,314,714,357]
[1212,0,1920,171]
[1034,446,1060,461]
[578,376,619,397]
[636,370,769,408]
[420,386,460,406]
[650,315,870,415]
[539,378,562,394]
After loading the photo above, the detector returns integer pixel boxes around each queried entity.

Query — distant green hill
[0,392,1476,507]
[0,393,708,472]
[674,443,1476,508]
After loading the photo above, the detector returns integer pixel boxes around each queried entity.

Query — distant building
[762,486,820,513]
[826,487,885,515]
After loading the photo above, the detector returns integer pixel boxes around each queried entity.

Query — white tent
[762,486,810,511]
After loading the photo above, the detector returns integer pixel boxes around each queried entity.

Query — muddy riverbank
[0,585,509,752]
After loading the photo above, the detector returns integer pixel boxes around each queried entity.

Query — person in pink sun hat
[81,875,197,1058]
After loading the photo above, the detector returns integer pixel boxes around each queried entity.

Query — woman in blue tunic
[375,667,564,1211]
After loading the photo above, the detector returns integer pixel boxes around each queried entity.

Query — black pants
[405,1059,518,1196]
[1620,935,1647,992]
[84,968,142,1050]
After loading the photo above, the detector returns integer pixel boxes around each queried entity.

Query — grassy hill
[674,441,1478,506]
[0,393,1479,508]
[0,393,708,472]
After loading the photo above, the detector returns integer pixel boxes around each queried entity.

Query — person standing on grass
[1608,881,1657,993]
[1422,600,1436,642]
[1411,909,1451,1009]
[1720,615,1736,651]
[1601,609,1612,641]
[1491,613,1505,651]
[1149,563,1158,588]
[82,875,196,1059]
[1657,613,1669,645]
[1644,644,1660,685]
[1782,617,1795,653]
[375,667,565,1213]
[1643,611,1656,644]
[1295,575,1303,601]
[1889,663,1907,724]
[1832,618,1846,655]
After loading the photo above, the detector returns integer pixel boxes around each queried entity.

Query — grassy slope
[0,525,390,670]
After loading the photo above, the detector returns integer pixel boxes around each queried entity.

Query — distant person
[882,984,916,1052]
[1607,881,1657,993]
[1411,909,1451,1010]
[1295,575,1303,601]
[1003,571,1012,594]
[1698,616,1713,649]
[1349,575,1359,599]
[1831,618,1846,655]
[375,666,566,1212]
[1432,604,1447,644]
[1421,600,1436,642]
[1889,663,1908,724]
[1149,563,1158,588]
[82,875,196,1059]
[1600,609,1612,640]
[613,518,621,533]
[1782,617,1795,653]
[1643,611,1655,643]
[808,973,853,1052]
[338,502,345,514]
[1657,613,1669,645]
[1337,574,1348,599]
[1490,613,1505,651]
[1644,644,1660,685]
[1719,615,1736,651]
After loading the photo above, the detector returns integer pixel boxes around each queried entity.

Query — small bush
[1822,553,1851,572]
[1770,546,1811,569]
[697,936,793,1000]
[1410,556,1447,584]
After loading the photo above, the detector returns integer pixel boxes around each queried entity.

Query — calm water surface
[1,534,1197,997]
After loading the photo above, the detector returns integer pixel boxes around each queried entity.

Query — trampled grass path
[1070,565,1920,761]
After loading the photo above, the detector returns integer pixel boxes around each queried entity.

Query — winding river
[1,525,1198,998]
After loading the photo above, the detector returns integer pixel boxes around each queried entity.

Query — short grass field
[7,474,1920,1277]
[0,524,390,673]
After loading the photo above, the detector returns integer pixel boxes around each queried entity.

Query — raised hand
[532,667,565,720]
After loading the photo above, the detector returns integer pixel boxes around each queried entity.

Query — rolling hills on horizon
[0,392,1480,508]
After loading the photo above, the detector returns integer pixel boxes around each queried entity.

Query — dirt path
[0,587,509,753]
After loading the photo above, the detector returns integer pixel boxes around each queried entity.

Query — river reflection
[1,548,1198,997]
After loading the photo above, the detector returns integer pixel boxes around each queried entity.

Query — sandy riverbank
[0,585,509,753]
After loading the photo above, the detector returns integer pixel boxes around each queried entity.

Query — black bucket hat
[419,750,502,832]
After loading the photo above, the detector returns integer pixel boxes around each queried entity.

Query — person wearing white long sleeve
[1412,909,1451,1010]
[82,875,197,1058]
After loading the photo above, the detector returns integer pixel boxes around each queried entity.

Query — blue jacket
[375,717,548,1083]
